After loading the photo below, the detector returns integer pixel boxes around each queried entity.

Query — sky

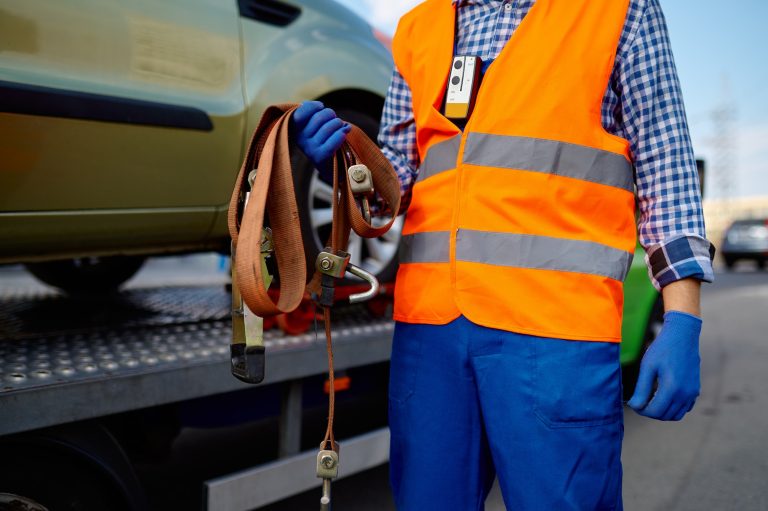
[336,0,768,199]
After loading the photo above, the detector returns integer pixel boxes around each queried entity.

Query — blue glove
[291,101,351,176]
[627,311,702,421]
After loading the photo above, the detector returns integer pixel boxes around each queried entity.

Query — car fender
[239,17,393,137]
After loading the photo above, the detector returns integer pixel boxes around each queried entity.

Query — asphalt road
[622,268,768,511]
[261,267,768,511]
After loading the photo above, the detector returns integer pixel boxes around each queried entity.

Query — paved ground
[622,268,768,511]
[262,266,768,511]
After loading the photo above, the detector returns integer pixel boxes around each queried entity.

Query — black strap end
[231,343,266,384]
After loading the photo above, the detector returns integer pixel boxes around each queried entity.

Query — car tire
[724,256,736,270]
[25,256,146,295]
[0,424,146,511]
[757,258,766,271]
[291,107,403,285]
[622,296,664,402]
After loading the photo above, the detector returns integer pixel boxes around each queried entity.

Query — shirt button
[504,3,512,10]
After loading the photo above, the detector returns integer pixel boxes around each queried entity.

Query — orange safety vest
[392,0,635,342]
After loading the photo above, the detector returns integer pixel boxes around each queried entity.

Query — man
[292,0,714,508]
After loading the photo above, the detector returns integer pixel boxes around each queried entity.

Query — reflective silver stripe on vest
[416,134,462,183]
[456,229,633,281]
[462,133,634,192]
[399,231,451,264]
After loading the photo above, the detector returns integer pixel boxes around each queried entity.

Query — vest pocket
[531,337,622,428]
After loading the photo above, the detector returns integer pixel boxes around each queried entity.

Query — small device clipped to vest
[443,55,482,121]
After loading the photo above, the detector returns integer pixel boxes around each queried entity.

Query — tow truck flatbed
[0,285,393,437]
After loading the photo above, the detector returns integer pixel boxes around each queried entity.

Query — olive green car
[0,0,659,382]
[0,0,397,289]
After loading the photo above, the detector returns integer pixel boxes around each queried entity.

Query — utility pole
[710,76,737,209]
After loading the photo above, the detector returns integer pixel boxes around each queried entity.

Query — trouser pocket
[532,338,622,428]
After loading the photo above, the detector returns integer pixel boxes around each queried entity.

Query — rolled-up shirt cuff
[644,234,716,290]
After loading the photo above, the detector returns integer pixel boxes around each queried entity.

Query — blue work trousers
[388,315,624,510]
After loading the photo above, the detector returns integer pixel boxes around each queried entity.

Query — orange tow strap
[228,103,401,453]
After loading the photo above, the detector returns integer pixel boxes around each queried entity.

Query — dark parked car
[721,218,768,269]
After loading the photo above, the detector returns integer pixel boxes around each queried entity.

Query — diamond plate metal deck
[0,286,393,436]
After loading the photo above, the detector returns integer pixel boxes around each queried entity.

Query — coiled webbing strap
[228,103,401,449]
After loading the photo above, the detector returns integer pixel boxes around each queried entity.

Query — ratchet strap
[228,103,401,450]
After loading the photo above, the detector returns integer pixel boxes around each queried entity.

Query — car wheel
[724,256,736,270]
[622,296,664,402]
[757,258,766,271]
[0,493,49,510]
[25,256,146,295]
[292,108,403,285]
[0,424,146,511]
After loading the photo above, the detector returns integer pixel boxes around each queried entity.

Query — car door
[0,0,245,258]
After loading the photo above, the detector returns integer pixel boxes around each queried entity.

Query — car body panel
[2,208,216,262]
[0,0,245,213]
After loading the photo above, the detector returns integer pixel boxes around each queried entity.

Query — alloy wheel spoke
[347,235,364,268]
[311,177,335,204]
[365,237,388,263]
[311,208,334,228]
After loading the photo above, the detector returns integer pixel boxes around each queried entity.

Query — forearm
[661,278,701,317]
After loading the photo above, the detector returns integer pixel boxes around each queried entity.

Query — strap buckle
[347,164,374,224]
[314,249,380,307]
[230,227,273,384]
[260,226,274,254]
[317,440,340,511]
[316,250,350,279]
[317,447,339,510]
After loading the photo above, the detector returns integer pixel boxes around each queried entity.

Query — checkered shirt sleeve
[379,67,420,215]
[612,0,715,288]
[377,0,714,289]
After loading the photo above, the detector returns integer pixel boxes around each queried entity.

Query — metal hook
[345,263,380,303]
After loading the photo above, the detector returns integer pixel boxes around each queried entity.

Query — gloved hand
[627,311,702,421]
[291,101,351,175]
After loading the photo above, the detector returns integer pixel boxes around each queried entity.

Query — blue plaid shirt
[378,0,714,289]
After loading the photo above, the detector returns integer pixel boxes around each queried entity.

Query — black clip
[313,248,380,307]
[314,249,350,308]
[230,344,266,384]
